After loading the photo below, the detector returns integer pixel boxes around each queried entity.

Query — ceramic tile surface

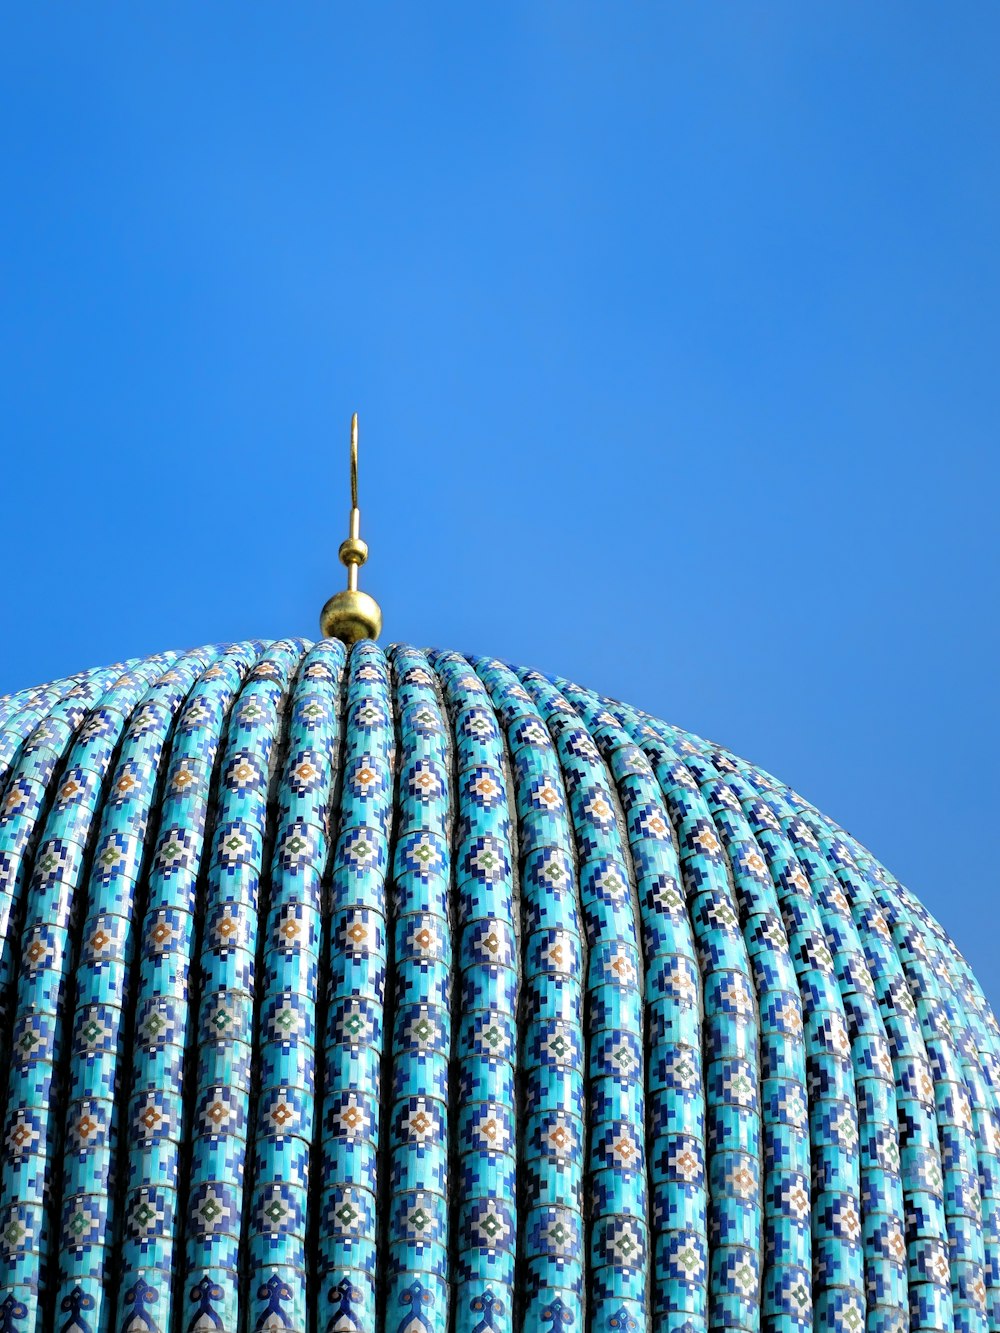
[0,640,994,1333]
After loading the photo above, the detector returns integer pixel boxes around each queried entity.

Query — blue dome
[0,638,995,1333]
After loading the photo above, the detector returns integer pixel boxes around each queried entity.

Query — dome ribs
[586,684,820,1333]
[612,703,906,1332]
[873,877,990,1329]
[316,642,394,1333]
[552,677,702,1331]
[777,806,911,1333]
[0,664,125,1070]
[788,811,959,1332]
[178,640,305,1333]
[429,650,520,1333]
[113,643,261,1333]
[717,757,908,1333]
[513,669,648,1333]
[0,663,120,792]
[0,648,181,1332]
[676,713,991,1332]
[472,656,588,1333]
[861,868,1000,1330]
[797,813,990,1333]
[383,648,454,1328]
[601,700,773,1333]
[245,639,348,1333]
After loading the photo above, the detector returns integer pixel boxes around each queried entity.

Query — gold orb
[319,589,383,645]
[338,536,369,567]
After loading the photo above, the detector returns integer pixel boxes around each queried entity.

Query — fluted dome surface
[0,638,996,1333]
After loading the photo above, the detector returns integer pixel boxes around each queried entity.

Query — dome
[0,637,995,1333]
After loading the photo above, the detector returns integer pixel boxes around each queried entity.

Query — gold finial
[319,412,383,645]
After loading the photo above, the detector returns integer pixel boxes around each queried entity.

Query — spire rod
[319,412,383,645]
[350,410,359,510]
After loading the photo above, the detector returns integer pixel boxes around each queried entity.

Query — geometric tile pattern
[0,640,995,1333]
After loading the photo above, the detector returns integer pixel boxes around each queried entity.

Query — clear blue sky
[1,9,997,1004]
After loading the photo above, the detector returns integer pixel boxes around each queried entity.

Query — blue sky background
[1,8,997,1003]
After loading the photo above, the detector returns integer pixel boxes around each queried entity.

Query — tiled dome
[0,638,995,1333]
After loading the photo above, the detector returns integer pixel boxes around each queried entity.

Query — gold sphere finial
[319,412,383,645]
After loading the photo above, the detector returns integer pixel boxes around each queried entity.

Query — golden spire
[319,412,383,645]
